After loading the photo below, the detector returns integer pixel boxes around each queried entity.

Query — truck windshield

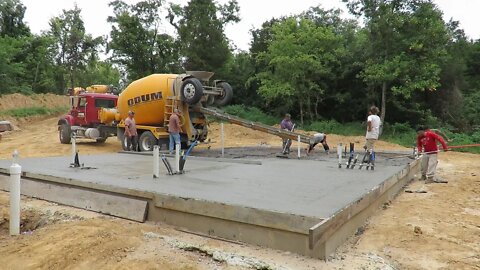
[95,99,115,108]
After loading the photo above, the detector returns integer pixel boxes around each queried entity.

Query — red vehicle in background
[58,85,118,144]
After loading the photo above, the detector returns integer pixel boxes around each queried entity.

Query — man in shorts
[365,106,381,152]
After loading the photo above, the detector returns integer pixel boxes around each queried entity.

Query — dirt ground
[0,94,479,269]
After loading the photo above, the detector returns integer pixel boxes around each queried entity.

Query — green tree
[48,5,102,90]
[256,17,346,124]
[462,40,480,129]
[77,60,121,88]
[0,0,29,38]
[344,0,449,125]
[20,35,59,94]
[220,52,258,106]
[108,0,180,81]
[302,7,365,122]
[0,37,27,94]
[168,0,239,71]
[0,0,31,94]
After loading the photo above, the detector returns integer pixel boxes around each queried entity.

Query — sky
[22,0,480,51]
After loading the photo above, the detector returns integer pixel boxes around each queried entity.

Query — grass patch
[381,122,417,148]
[0,106,68,118]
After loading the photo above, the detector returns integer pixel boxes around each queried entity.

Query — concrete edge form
[308,159,420,258]
[0,168,155,200]
[148,205,326,257]
[0,175,148,222]
[154,194,321,234]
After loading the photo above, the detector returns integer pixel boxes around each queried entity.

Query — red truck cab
[58,93,118,144]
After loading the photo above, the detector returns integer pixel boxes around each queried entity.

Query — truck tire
[59,124,71,144]
[96,129,108,143]
[181,78,204,105]
[214,82,233,107]
[96,137,107,143]
[121,136,129,151]
[139,131,158,152]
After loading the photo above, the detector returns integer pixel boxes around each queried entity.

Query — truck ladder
[164,96,179,128]
[199,107,315,146]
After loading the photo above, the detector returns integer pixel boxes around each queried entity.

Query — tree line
[0,0,479,133]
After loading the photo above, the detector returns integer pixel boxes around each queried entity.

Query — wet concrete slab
[0,152,411,218]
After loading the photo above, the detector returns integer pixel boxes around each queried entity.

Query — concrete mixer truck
[58,71,233,151]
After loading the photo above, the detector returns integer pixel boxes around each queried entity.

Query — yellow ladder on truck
[164,97,178,128]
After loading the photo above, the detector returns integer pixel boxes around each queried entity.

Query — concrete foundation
[0,152,419,259]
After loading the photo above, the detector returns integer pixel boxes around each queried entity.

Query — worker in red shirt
[416,126,448,184]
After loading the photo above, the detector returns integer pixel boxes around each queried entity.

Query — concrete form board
[0,175,148,222]
[154,194,321,234]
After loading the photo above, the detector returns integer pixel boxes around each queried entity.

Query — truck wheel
[121,136,129,151]
[96,138,107,143]
[59,124,71,144]
[139,131,158,152]
[214,82,233,107]
[181,78,204,105]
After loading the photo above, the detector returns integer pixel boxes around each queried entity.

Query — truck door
[76,97,88,126]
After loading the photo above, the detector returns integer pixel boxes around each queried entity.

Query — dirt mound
[0,93,68,111]
[0,93,69,132]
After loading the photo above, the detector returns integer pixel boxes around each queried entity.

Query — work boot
[434,177,448,183]
[425,177,434,184]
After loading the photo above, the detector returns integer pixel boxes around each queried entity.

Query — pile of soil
[0,93,68,111]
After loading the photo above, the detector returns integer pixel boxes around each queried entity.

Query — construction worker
[306,133,330,155]
[365,106,381,152]
[416,126,448,184]
[168,108,183,154]
[280,113,294,154]
[424,126,451,142]
[124,111,138,151]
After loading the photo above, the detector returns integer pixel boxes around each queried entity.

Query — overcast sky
[22,0,480,51]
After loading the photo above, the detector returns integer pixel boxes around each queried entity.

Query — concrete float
[0,152,419,259]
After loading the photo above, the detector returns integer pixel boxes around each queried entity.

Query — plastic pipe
[297,135,301,159]
[10,150,21,236]
[175,143,180,173]
[153,145,159,178]
[337,143,343,168]
[72,134,76,161]
[221,123,225,158]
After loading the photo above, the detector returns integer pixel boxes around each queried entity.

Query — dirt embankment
[0,93,69,131]
[0,93,68,111]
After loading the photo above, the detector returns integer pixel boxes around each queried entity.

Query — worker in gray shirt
[306,133,330,155]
